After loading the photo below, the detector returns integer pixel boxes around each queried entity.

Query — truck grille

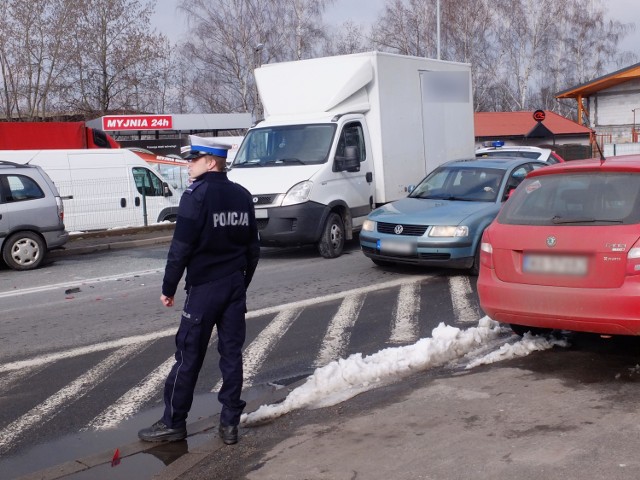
[252,194,278,206]
[377,222,428,236]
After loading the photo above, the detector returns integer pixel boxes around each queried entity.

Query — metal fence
[604,142,640,157]
[54,177,177,232]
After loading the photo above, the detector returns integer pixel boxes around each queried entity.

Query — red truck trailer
[0,122,119,149]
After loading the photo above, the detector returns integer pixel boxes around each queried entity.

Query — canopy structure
[556,63,640,126]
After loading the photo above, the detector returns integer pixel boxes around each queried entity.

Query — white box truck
[0,149,180,231]
[228,51,475,258]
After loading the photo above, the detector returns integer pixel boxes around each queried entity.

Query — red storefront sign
[102,115,173,131]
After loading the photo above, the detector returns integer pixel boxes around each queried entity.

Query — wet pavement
[15,226,640,479]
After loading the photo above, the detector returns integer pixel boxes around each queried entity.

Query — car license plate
[523,254,588,275]
[255,209,268,219]
[378,239,416,255]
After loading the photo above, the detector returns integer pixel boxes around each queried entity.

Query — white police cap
[183,135,231,160]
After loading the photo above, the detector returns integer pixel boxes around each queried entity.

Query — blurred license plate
[523,254,588,275]
[255,209,268,219]
[378,239,415,255]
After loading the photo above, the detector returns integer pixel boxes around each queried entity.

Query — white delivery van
[0,149,180,231]
[229,51,475,258]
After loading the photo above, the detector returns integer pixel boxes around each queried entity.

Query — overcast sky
[152,0,640,58]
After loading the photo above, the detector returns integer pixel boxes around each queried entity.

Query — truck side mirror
[335,146,360,172]
[163,182,173,197]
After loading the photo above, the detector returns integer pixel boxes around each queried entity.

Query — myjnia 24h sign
[102,115,173,131]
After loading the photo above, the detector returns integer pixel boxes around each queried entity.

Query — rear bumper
[43,228,69,249]
[478,265,640,335]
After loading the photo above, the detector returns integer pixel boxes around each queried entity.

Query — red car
[478,154,640,336]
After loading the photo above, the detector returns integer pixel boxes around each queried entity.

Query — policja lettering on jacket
[213,211,250,227]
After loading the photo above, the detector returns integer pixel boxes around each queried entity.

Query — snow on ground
[242,317,569,425]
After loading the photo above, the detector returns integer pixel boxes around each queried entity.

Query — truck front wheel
[318,212,344,258]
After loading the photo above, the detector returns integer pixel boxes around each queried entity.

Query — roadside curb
[50,235,174,257]
[49,224,175,257]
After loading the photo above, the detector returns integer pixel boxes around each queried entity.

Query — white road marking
[390,282,421,343]
[0,268,163,299]
[88,332,219,431]
[449,276,478,324]
[0,366,42,394]
[0,343,146,454]
[0,328,176,373]
[214,308,303,391]
[315,293,365,367]
[87,356,174,431]
[1,276,430,373]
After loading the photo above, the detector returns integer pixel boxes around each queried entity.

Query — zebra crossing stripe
[449,276,478,324]
[88,333,219,431]
[0,327,176,374]
[213,308,303,392]
[315,293,365,367]
[0,276,430,375]
[0,343,147,454]
[390,282,421,343]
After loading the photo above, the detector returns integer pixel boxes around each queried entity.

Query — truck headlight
[282,181,313,206]
[362,219,376,232]
[429,226,469,237]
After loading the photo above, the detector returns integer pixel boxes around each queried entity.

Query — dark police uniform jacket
[162,171,260,298]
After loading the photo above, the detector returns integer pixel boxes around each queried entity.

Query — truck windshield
[232,124,336,167]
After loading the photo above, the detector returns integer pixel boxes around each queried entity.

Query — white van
[0,149,180,232]
[229,52,475,258]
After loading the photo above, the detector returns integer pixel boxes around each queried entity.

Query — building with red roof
[474,111,593,159]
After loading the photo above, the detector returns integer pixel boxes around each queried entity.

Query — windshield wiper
[551,215,623,224]
[264,158,305,165]
[233,162,263,168]
[420,194,476,201]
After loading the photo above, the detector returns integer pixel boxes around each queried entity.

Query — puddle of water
[65,433,217,480]
[3,382,285,479]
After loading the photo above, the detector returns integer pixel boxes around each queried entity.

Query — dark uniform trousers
[162,270,247,429]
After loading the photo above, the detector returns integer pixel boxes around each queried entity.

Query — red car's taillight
[480,230,494,269]
[626,241,640,275]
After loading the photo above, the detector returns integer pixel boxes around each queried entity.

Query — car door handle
[366,172,373,183]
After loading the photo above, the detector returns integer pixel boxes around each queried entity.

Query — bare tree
[0,0,77,120]
[370,0,436,57]
[369,0,635,114]
[178,0,334,118]
[66,0,166,116]
[534,0,635,117]
[324,20,371,56]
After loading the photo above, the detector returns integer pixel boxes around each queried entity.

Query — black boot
[218,424,238,445]
[138,420,187,442]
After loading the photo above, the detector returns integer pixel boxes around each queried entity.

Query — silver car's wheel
[2,232,45,271]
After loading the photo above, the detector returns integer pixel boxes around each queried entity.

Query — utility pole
[254,43,264,120]
[436,0,441,60]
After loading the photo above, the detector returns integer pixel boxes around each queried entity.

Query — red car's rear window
[498,172,640,226]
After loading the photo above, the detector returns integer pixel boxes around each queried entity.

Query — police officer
[138,137,260,445]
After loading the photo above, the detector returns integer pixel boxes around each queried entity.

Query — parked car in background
[478,154,640,336]
[359,157,548,274]
[476,143,565,164]
[0,161,68,270]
